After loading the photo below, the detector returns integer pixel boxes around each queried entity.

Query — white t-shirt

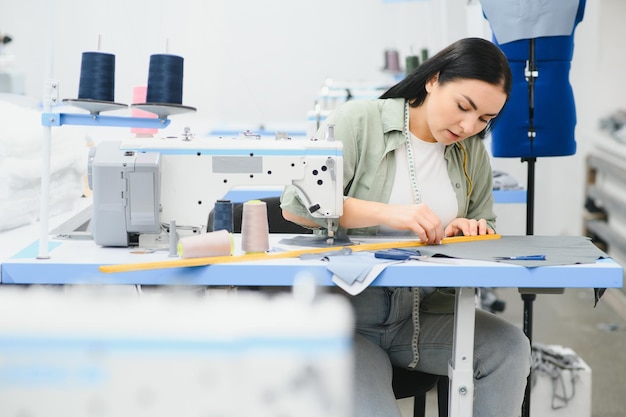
[378,133,458,235]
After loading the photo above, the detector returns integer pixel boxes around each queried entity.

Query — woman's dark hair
[379,37,512,137]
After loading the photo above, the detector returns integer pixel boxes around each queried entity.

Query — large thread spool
[177,229,233,259]
[241,200,270,253]
[213,200,234,233]
[78,51,116,102]
[146,54,184,104]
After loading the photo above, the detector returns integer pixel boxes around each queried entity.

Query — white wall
[0,0,462,130]
[1,0,624,236]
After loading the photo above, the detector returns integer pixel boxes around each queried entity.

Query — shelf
[584,149,626,270]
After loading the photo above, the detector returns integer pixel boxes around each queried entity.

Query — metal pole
[38,0,56,259]
[521,37,538,417]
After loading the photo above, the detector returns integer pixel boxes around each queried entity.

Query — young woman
[281,37,531,417]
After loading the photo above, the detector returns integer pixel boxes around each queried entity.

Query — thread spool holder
[36,78,191,260]
[40,101,198,128]
[40,93,195,128]
[131,103,196,119]
[41,111,171,129]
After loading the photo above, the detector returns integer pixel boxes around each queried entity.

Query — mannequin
[481,0,586,157]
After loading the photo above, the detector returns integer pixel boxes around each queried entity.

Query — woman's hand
[379,203,444,244]
[327,198,445,244]
[444,218,494,238]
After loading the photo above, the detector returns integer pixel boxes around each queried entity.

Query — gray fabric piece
[326,252,393,285]
[417,235,607,267]
[278,234,354,248]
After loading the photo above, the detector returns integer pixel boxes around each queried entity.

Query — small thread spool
[131,85,158,136]
[213,200,234,233]
[241,200,270,253]
[146,54,184,105]
[383,49,401,72]
[78,51,116,102]
[177,229,234,259]
[405,55,419,76]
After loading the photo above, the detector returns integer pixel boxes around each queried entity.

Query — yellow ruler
[99,234,501,274]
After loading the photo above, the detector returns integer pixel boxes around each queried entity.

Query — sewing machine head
[89,134,343,247]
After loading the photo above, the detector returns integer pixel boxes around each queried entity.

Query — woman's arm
[283,196,445,244]
[281,209,319,228]
[342,198,444,244]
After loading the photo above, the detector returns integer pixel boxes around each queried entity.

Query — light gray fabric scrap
[279,235,353,248]
[325,252,393,285]
[417,235,607,267]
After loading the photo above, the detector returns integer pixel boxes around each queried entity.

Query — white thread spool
[177,229,233,259]
[241,200,270,253]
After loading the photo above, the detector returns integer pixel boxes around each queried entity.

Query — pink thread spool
[131,85,158,137]
[177,229,233,259]
[383,49,401,72]
[241,200,270,253]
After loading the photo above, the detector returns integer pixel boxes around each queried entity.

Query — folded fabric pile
[0,97,87,232]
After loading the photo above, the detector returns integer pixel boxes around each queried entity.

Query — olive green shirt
[281,97,497,236]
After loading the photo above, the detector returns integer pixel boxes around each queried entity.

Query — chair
[207,196,312,234]
[209,196,450,416]
[392,367,449,417]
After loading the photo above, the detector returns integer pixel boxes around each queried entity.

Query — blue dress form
[481,0,586,158]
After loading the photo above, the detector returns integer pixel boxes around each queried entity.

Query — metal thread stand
[520,155,536,417]
[521,38,538,417]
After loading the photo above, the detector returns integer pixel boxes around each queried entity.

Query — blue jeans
[350,287,531,417]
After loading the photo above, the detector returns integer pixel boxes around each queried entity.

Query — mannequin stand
[521,156,537,417]
[520,37,538,417]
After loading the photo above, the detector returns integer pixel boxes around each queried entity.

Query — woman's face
[421,76,507,144]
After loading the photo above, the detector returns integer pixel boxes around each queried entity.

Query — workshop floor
[399,286,626,417]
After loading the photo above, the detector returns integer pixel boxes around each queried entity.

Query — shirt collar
[380,98,406,135]
[379,98,407,155]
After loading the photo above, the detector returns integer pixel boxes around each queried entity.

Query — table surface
[2,233,623,288]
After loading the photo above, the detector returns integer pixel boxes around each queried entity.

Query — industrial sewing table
[1,234,623,417]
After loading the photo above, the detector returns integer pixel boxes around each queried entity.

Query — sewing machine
[88,133,343,247]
